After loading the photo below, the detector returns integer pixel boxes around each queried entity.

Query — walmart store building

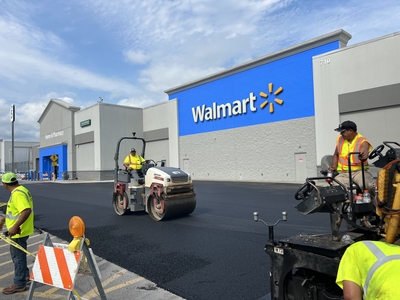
[37,29,400,182]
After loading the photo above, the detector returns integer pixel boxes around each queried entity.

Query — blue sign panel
[170,41,340,136]
[39,144,67,179]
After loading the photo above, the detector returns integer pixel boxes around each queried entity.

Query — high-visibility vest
[336,241,400,299]
[124,154,145,170]
[336,133,371,172]
[5,186,34,238]
[362,241,400,298]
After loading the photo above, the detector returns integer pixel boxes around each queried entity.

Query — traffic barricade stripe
[33,245,81,291]
[37,245,53,285]
[56,247,75,290]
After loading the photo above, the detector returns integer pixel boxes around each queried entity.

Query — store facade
[38,99,178,180]
[36,29,400,182]
[166,30,351,182]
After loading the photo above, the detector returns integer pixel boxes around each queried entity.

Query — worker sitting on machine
[328,120,375,197]
[123,148,146,177]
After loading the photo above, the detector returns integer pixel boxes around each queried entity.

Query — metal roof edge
[38,99,81,123]
[312,30,400,59]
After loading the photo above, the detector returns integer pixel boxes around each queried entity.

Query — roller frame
[112,132,196,221]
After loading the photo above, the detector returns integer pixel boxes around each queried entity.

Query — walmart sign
[169,41,340,136]
[191,82,285,123]
[192,92,257,122]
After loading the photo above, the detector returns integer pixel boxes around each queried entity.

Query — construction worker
[123,148,146,176]
[336,240,400,299]
[0,172,34,294]
[328,120,375,196]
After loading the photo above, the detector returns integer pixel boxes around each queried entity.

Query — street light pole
[10,104,15,172]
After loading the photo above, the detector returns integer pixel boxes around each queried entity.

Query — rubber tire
[148,195,166,221]
[112,192,129,216]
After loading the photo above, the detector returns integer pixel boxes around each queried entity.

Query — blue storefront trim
[171,41,340,136]
[38,145,67,180]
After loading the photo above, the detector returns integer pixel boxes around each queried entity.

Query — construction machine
[254,141,400,299]
[112,132,196,221]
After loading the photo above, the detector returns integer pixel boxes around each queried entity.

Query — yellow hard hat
[1,172,18,184]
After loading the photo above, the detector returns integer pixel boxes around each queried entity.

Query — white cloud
[1,0,400,142]
[117,96,159,108]
[57,97,75,104]
[139,62,223,94]
[78,0,287,94]
[124,49,151,65]
[0,6,139,100]
[0,98,45,142]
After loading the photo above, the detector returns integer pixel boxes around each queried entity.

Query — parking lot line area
[0,230,185,300]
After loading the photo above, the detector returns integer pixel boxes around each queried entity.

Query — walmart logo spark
[259,83,284,113]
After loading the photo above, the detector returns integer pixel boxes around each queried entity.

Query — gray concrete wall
[180,117,317,182]
[39,101,77,172]
[313,32,400,163]
[74,103,144,180]
[0,140,37,172]
[0,139,3,172]
[32,144,39,171]
[143,100,179,167]
[99,104,144,171]
[74,104,98,176]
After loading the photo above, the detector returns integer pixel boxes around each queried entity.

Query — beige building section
[38,100,80,174]
[38,99,179,181]
[74,102,144,180]
[143,100,179,167]
[313,31,400,169]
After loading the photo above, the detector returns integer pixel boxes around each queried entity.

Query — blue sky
[0,0,399,141]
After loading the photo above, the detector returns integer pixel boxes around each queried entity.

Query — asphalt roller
[112,132,196,221]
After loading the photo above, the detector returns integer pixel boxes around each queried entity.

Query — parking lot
[0,229,184,300]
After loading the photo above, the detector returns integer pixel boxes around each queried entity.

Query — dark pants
[10,236,30,286]
[130,169,144,178]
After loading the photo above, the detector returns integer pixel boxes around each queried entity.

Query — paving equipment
[112,132,196,221]
[255,141,400,299]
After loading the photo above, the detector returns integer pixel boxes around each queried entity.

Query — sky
[0,0,399,142]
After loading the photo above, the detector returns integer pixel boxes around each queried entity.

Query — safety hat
[131,148,136,152]
[1,172,18,184]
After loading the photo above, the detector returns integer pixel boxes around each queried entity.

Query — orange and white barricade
[27,217,107,300]
[31,244,81,291]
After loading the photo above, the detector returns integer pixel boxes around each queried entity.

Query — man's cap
[1,172,18,184]
[334,120,357,132]
[130,148,136,152]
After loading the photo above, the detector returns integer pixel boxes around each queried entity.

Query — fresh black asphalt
[0,180,331,300]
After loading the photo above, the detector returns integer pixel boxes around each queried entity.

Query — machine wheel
[148,194,166,221]
[112,192,129,215]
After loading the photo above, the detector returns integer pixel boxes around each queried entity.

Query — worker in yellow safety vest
[328,120,374,196]
[0,172,34,294]
[336,240,400,299]
[123,148,146,173]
